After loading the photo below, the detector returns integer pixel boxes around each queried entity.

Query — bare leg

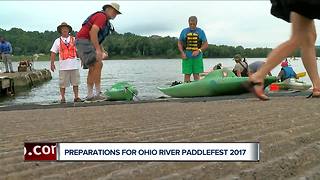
[250,13,304,82]
[73,86,79,99]
[193,73,200,81]
[87,66,95,98]
[93,60,103,95]
[297,16,320,92]
[184,74,191,83]
[250,12,320,97]
[60,88,66,101]
[249,12,320,99]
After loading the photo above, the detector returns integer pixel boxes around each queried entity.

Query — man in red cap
[76,3,121,102]
[277,60,298,81]
[277,59,298,82]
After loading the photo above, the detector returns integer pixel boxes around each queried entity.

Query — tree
[0,27,299,60]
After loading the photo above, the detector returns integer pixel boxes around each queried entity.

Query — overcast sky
[1,1,320,48]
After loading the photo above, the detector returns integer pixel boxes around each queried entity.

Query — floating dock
[0,69,52,97]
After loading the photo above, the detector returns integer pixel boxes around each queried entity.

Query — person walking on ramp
[246,0,320,100]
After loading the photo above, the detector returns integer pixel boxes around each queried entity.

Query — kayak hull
[158,69,277,98]
[105,82,138,101]
[272,78,311,91]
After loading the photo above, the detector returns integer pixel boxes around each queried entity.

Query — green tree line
[1,27,319,60]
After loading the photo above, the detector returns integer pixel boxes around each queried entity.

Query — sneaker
[93,94,107,102]
[84,96,95,103]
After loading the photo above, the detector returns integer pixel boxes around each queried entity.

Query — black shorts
[271,0,320,22]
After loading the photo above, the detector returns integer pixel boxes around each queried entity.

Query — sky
[1,1,320,48]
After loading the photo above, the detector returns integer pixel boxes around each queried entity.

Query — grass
[11,55,51,62]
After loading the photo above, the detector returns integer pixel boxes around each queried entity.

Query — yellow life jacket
[185,32,202,51]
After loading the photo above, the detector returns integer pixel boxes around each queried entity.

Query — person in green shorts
[178,16,208,82]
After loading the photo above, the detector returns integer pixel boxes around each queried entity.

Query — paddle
[296,72,306,78]
[124,86,140,101]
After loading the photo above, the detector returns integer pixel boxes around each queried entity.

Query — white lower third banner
[58,142,259,161]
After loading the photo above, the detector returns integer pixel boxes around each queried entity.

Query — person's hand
[50,62,56,72]
[192,50,200,57]
[96,49,103,61]
[102,52,108,60]
[181,52,187,60]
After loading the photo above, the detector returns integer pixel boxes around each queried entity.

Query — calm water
[0,58,318,105]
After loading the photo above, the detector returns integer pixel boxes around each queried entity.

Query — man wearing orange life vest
[50,22,81,103]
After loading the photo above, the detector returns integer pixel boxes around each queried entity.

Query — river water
[0,58,318,105]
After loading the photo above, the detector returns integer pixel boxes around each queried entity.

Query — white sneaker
[93,95,107,102]
[84,96,95,103]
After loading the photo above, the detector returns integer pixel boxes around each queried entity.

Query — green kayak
[104,82,138,101]
[157,69,277,98]
[270,78,311,91]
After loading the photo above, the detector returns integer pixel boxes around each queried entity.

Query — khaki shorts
[59,69,80,88]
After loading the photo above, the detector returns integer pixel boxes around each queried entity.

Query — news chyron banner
[24,142,259,161]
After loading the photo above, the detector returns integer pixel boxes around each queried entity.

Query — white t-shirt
[50,36,80,70]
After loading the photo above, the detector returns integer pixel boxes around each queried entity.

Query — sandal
[60,99,66,104]
[74,97,83,103]
[243,80,269,101]
[306,88,320,98]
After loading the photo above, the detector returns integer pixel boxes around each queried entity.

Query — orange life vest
[59,36,76,60]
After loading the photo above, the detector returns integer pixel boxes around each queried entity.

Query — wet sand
[1,95,320,179]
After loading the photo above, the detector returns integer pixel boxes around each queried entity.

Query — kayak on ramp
[104,82,138,101]
[157,69,277,98]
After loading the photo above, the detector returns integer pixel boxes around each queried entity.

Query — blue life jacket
[282,66,296,80]
[82,11,114,44]
[0,41,11,53]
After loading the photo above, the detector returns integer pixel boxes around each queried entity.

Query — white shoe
[93,95,107,102]
[84,96,95,103]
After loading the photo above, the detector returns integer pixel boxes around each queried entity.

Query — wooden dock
[0,76,14,96]
[0,69,51,97]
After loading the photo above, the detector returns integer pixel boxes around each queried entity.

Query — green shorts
[182,56,204,74]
